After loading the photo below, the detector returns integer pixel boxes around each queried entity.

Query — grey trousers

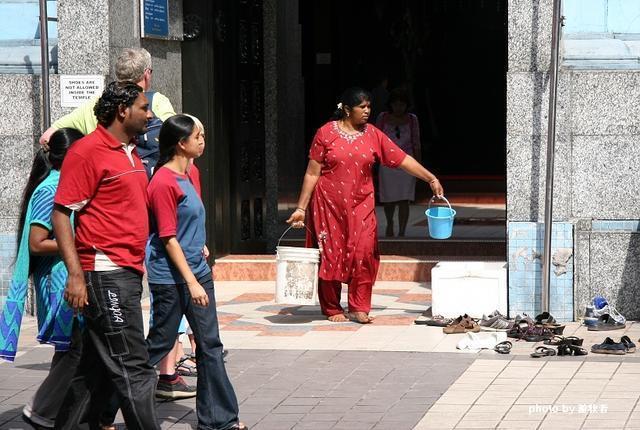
[23,319,83,428]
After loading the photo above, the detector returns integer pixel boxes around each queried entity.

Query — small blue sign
[142,0,169,39]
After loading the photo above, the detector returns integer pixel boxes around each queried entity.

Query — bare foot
[328,313,349,322]
[346,312,373,324]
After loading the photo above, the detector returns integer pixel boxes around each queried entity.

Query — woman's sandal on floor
[530,346,557,358]
[494,341,512,354]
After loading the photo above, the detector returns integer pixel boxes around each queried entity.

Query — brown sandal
[443,315,480,334]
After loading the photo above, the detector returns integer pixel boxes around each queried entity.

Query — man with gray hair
[39,47,175,147]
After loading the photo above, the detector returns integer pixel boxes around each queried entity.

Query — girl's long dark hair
[154,114,196,175]
[17,128,84,247]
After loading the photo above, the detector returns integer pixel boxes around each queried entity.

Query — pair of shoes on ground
[584,296,626,327]
[456,331,507,352]
[530,343,588,358]
[591,336,636,355]
[543,335,583,346]
[531,335,587,357]
[507,313,565,342]
[479,310,513,331]
[443,314,480,334]
[587,313,627,331]
[156,375,197,400]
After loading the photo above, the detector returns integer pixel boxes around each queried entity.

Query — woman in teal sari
[0,128,84,428]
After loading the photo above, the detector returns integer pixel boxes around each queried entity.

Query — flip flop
[530,346,557,358]
[559,344,589,356]
[494,340,512,354]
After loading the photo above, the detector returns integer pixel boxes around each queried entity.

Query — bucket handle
[277,224,314,248]
[428,195,452,212]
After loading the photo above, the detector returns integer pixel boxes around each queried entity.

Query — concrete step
[212,254,502,282]
[279,238,506,258]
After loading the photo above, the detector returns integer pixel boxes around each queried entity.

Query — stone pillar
[508,0,640,320]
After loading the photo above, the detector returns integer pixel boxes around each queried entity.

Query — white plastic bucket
[275,226,320,305]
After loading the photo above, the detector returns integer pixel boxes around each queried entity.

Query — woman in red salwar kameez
[287,87,443,323]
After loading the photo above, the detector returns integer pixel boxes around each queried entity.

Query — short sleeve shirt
[54,125,149,273]
[146,166,210,284]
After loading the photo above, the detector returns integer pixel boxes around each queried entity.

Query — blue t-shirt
[146,166,210,284]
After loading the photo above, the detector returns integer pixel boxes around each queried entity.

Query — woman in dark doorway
[145,114,246,430]
[377,88,421,237]
[0,128,85,429]
[287,87,443,324]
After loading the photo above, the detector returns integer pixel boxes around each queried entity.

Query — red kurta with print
[306,121,407,283]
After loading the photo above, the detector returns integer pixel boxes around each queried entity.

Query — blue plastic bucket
[425,196,456,239]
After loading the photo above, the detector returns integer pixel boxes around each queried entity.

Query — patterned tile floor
[4,280,640,429]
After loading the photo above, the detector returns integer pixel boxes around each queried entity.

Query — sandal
[558,344,588,356]
[176,355,198,377]
[544,335,583,346]
[522,325,554,342]
[494,340,512,354]
[530,346,557,358]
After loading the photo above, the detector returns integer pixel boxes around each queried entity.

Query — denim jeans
[55,269,160,430]
[147,271,240,430]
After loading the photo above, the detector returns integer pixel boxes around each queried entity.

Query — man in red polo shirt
[52,81,160,430]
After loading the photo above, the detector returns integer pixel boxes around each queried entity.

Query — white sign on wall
[60,75,105,108]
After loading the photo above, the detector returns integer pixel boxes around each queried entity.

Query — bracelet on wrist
[295,207,306,213]
[429,178,439,184]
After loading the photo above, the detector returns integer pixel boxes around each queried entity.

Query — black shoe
[156,376,197,399]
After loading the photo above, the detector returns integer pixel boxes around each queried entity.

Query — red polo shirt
[55,125,149,274]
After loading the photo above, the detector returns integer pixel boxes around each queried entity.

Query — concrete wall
[508,0,640,319]
[0,0,182,306]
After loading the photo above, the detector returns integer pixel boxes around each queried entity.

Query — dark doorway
[183,0,266,256]
[300,0,507,181]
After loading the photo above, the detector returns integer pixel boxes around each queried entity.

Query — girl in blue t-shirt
[0,128,85,428]
[145,114,246,430]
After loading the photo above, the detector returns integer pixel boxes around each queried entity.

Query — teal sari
[0,170,76,361]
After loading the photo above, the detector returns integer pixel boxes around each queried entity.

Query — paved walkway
[1,280,640,429]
